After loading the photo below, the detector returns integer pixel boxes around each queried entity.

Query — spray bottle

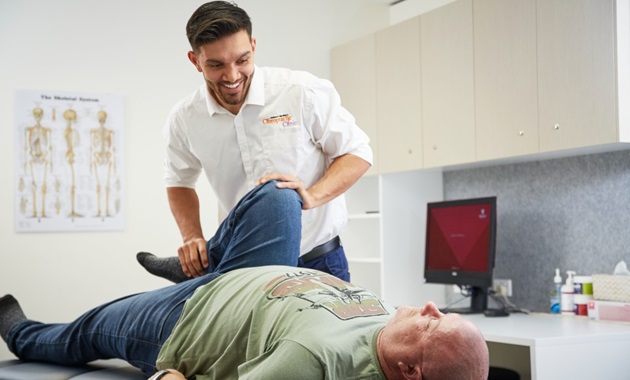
[550,268,562,314]
[561,270,576,315]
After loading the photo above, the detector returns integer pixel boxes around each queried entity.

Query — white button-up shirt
[163,66,372,255]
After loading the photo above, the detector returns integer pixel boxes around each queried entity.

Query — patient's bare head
[377,302,489,380]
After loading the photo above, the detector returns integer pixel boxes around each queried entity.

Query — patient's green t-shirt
[156,265,394,379]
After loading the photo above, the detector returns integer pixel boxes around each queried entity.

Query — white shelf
[344,175,380,214]
[348,212,380,220]
[341,215,381,261]
[348,257,382,264]
[341,171,447,307]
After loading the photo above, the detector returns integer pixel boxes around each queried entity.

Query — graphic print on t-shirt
[265,270,389,320]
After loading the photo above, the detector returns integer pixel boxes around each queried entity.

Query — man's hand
[256,154,371,211]
[167,187,208,278]
[256,174,317,209]
[177,237,209,278]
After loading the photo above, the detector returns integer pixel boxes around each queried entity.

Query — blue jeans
[298,245,350,282]
[6,181,302,376]
[207,182,349,280]
[205,180,302,272]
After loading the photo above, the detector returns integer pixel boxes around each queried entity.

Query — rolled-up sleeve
[163,109,202,188]
[303,77,373,166]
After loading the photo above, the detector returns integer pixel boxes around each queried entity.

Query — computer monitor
[424,196,497,314]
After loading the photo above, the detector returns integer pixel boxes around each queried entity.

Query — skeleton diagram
[90,110,116,217]
[23,107,52,218]
[64,109,82,217]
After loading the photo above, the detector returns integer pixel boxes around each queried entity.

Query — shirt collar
[204,65,265,116]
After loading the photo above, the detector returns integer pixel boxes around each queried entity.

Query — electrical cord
[488,289,530,314]
[441,285,475,312]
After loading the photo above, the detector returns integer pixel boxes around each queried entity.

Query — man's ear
[397,362,422,380]
[251,37,257,53]
[187,51,202,72]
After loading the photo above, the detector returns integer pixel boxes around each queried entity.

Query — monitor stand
[447,286,488,314]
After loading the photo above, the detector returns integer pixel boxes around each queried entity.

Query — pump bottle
[561,270,576,315]
[550,268,562,314]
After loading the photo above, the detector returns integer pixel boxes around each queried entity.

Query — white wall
[0,0,388,360]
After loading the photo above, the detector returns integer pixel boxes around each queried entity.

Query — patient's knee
[257,180,303,210]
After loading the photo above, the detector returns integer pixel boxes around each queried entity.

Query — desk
[464,313,630,380]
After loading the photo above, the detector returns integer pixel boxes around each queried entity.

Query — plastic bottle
[573,275,594,316]
[561,270,576,315]
[550,268,562,314]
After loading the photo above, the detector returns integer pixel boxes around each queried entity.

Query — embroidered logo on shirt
[262,114,298,127]
[265,270,389,320]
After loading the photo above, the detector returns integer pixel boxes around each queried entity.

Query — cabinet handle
[519,130,525,136]
[554,123,560,130]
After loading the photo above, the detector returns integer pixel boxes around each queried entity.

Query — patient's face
[384,302,464,352]
[383,302,487,379]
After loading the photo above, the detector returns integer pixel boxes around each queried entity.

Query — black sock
[136,252,190,284]
[0,295,26,342]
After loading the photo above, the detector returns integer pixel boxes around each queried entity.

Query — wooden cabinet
[331,34,379,175]
[421,0,476,168]
[333,0,630,310]
[537,0,617,152]
[475,0,628,157]
[473,0,539,161]
[375,16,423,174]
[332,0,629,174]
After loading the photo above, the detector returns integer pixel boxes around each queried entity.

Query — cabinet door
[331,34,379,175]
[537,0,617,152]
[421,0,475,168]
[474,0,539,160]
[376,16,423,174]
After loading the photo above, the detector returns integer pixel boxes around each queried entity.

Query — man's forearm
[306,154,371,209]
[167,187,204,241]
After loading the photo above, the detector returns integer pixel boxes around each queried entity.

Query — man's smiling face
[188,29,256,114]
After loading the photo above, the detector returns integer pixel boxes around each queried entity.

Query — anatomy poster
[14,90,125,232]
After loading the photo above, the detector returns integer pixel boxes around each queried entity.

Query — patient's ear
[398,362,422,380]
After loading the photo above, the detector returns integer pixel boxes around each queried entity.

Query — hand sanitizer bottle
[550,268,562,314]
[561,270,576,315]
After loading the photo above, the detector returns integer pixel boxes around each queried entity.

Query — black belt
[301,236,341,262]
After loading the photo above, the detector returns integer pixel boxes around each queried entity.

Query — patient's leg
[2,273,220,377]
[0,295,26,342]
[138,181,303,282]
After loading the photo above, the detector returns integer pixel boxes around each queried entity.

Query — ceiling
[368,0,405,5]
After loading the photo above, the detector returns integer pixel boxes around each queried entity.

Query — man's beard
[208,75,251,107]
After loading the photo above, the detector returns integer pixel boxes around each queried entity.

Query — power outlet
[492,279,513,297]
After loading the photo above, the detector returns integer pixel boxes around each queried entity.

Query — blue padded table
[0,359,143,380]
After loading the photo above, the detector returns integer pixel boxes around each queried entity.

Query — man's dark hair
[186,1,252,52]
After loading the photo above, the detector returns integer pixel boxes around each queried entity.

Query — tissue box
[592,274,630,303]
[588,300,630,322]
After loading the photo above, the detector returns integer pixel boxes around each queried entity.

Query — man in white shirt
[139,1,372,282]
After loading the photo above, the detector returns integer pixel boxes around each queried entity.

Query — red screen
[426,203,491,272]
